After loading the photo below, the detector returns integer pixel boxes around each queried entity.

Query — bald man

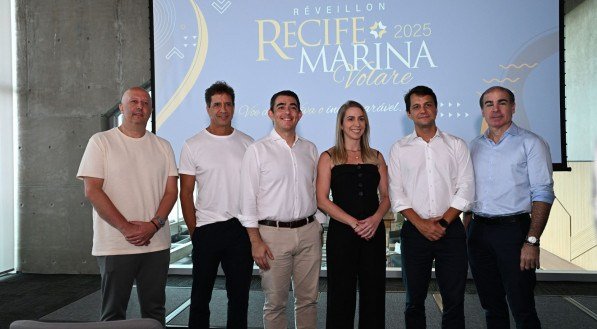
[77,87,178,325]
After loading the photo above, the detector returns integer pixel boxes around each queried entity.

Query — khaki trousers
[259,220,322,329]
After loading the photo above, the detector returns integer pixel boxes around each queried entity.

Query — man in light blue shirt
[464,86,555,329]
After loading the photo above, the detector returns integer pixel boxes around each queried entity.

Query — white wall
[541,0,597,270]
[565,0,597,161]
[0,0,16,273]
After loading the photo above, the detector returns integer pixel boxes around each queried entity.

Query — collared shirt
[470,122,555,216]
[388,128,475,219]
[239,129,325,228]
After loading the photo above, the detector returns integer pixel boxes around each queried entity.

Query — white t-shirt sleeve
[77,134,105,180]
[163,139,179,177]
[178,141,196,176]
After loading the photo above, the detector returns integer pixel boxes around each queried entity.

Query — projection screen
[151,0,567,170]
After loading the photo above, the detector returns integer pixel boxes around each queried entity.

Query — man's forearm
[155,189,177,219]
[529,201,552,238]
[400,208,423,226]
[179,192,196,234]
[85,187,131,233]
[442,207,463,223]
[153,176,178,222]
[246,227,263,244]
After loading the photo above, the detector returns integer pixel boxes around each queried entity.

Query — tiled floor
[2,273,596,329]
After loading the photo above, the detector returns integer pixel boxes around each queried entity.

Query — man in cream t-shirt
[77,87,178,325]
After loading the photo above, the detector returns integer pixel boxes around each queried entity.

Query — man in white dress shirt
[388,85,474,329]
[239,90,324,329]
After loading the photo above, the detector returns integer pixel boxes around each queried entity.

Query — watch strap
[153,216,167,227]
[438,218,449,228]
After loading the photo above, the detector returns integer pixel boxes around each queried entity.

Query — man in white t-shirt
[77,87,178,325]
[239,90,324,329]
[179,81,254,329]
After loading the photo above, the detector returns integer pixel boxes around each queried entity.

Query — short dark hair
[479,86,515,108]
[404,85,437,113]
[269,90,300,112]
[205,81,235,107]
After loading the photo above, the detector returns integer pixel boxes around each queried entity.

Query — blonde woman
[316,100,390,328]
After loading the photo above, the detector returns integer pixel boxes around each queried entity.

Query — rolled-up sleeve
[238,145,261,228]
[388,143,412,213]
[450,138,475,211]
[527,137,555,204]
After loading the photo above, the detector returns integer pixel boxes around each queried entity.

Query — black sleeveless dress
[325,163,386,329]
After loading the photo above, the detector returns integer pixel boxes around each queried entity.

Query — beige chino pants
[259,220,323,329]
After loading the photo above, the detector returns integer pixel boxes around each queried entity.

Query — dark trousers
[467,216,540,329]
[96,248,170,326]
[401,220,468,329]
[326,218,386,329]
[188,218,253,329]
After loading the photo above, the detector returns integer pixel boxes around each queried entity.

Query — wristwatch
[525,236,540,247]
[438,218,449,228]
[153,216,167,229]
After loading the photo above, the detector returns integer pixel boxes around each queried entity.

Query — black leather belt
[258,215,315,228]
[473,213,530,224]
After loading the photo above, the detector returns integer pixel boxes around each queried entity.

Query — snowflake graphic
[369,21,387,39]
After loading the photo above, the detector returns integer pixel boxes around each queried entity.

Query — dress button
[357,182,363,188]
[358,191,364,196]
[358,173,363,178]
[357,165,361,170]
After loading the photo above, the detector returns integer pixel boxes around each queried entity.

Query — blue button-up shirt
[470,123,555,216]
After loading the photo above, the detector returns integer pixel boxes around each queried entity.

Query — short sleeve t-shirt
[77,127,178,256]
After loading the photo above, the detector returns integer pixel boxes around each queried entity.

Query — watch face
[527,236,537,244]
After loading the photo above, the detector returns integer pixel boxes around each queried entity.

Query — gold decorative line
[156,0,208,129]
[499,63,538,69]
[482,78,520,83]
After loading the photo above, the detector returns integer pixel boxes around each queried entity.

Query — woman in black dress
[316,100,390,329]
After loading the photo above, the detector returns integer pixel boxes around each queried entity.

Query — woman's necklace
[347,149,361,160]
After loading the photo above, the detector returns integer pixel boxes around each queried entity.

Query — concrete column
[16,0,151,273]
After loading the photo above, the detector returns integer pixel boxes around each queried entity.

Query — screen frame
[148,0,569,171]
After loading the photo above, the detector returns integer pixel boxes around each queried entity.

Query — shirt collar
[269,128,300,147]
[482,122,521,141]
[407,127,442,143]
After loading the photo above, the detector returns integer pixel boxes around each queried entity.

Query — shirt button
[358,191,364,197]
